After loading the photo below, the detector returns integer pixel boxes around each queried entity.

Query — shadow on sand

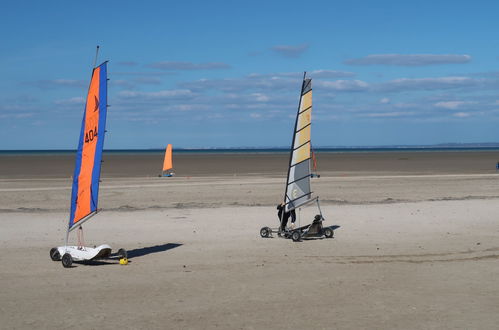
[76,243,182,266]
[127,243,183,259]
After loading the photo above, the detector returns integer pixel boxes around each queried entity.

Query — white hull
[57,244,112,261]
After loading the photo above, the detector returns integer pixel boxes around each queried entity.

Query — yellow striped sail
[284,76,313,212]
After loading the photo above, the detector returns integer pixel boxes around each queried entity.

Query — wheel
[260,227,271,238]
[324,228,334,238]
[50,247,60,261]
[117,248,127,259]
[291,231,301,242]
[62,253,73,268]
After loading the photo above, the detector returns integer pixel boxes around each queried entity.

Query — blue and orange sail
[68,62,108,232]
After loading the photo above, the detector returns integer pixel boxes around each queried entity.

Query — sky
[1,0,499,149]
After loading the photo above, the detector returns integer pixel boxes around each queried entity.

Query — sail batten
[287,174,313,186]
[285,195,317,210]
[284,75,313,212]
[68,62,108,232]
[290,157,311,167]
[296,125,312,136]
[298,106,312,115]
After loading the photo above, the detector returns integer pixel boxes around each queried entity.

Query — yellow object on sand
[119,258,128,265]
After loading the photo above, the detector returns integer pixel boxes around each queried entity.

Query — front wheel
[50,247,60,261]
[62,253,73,268]
[324,228,334,238]
[291,231,301,242]
[260,227,271,238]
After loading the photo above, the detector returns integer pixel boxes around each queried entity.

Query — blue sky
[1,0,499,149]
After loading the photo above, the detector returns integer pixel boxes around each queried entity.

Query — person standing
[277,203,296,232]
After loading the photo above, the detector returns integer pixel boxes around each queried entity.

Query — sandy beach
[1,151,499,329]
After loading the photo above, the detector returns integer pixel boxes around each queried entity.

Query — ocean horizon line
[2,143,499,155]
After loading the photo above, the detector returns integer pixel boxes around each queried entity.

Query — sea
[2,145,499,156]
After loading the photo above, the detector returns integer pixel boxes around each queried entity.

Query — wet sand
[1,150,499,179]
[1,151,499,329]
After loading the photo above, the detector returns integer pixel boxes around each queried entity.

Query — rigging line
[92,45,100,68]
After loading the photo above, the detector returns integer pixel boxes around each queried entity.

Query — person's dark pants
[280,216,289,231]
[280,215,295,231]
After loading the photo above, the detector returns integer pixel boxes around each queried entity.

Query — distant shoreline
[2,145,499,155]
[0,146,499,156]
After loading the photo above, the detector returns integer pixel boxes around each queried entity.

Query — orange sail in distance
[162,144,174,177]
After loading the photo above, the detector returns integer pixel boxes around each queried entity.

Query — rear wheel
[291,231,301,242]
[324,228,334,238]
[62,253,73,268]
[117,248,127,259]
[260,227,271,238]
[50,248,60,261]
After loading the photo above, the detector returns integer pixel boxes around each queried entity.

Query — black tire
[62,253,73,268]
[260,227,270,238]
[117,248,127,259]
[50,247,60,261]
[291,231,301,242]
[324,228,334,238]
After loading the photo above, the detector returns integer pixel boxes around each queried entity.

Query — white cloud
[134,77,162,85]
[434,101,475,109]
[0,103,37,119]
[110,80,135,89]
[379,97,390,104]
[251,93,270,102]
[345,54,471,66]
[118,89,195,99]
[309,70,356,78]
[377,76,482,92]
[117,61,138,67]
[0,112,35,119]
[148,61,231,70]
[271,44,309,58]
[453,112,471,117]
[358,111,415,118]
[27,79,86,89]
[112,71,175,77]
[179,76,296,92]
[316,80,369,92]
[54,97,85,106]
[248,70,355,79]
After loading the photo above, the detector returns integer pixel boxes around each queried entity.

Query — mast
[92,45,100,69]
